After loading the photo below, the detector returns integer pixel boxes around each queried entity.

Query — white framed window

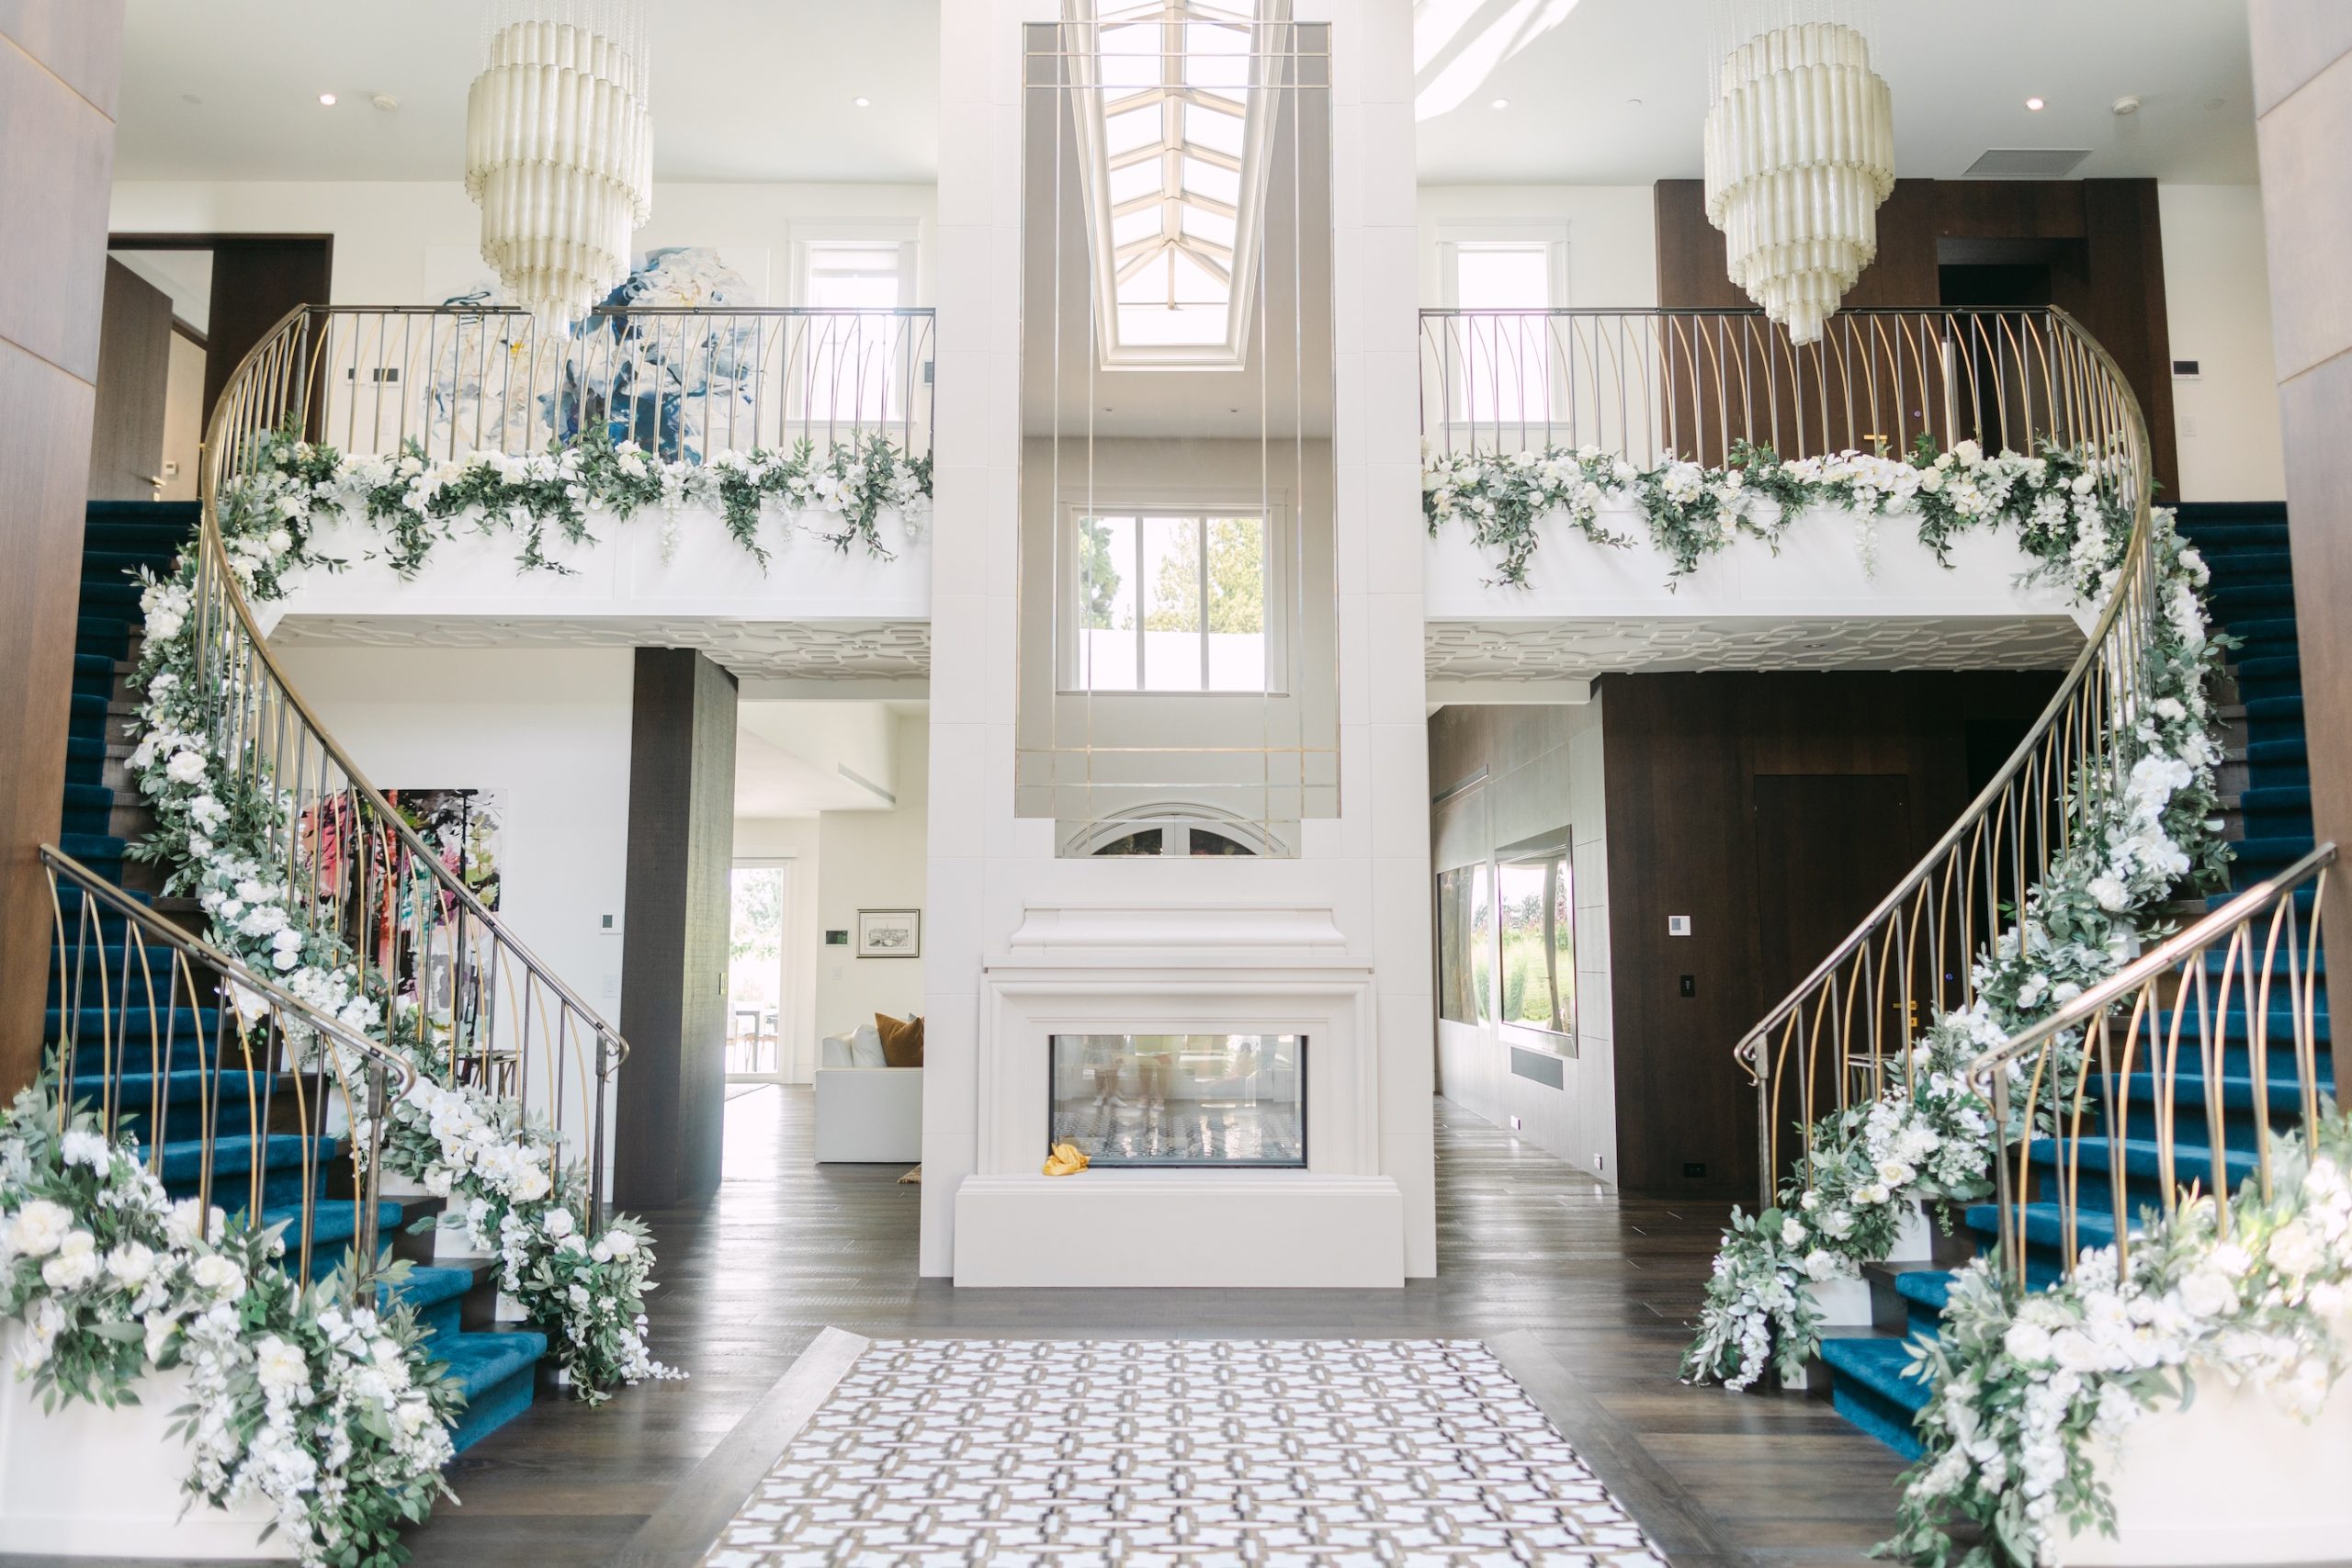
[1061,503,1284,694]
[786,221,922,426]
[1436,224,1568,426]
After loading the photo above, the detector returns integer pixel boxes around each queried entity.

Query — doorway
[727,862,797,1084]
[97,235,333,499]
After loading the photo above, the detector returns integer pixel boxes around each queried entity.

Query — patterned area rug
[706,1337,1668,1566]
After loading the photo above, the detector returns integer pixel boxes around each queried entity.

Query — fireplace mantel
[952,903,1405,1288]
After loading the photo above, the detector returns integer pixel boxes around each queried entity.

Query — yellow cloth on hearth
[1043,1141,1090,1177]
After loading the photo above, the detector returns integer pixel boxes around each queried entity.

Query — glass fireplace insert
[1047,1033,1306,1168]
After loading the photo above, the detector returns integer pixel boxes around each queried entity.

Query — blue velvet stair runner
[1814,501,2323,1460]
[48,502,544,1455]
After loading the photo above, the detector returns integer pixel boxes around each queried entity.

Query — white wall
[106,180,938,304]
[815,715,928,1037]
[1430,699,1617,1182]
[1416,186,1657,309]
[2160,184,2288,502]
[732,815,820,1083]
[926,0,1435,1280]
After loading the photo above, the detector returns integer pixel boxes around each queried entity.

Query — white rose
[41,1230,100,1291]
[2177,1269,2236,1319]
[2267,1220,2324,1278]
[6,1199,74,1258]
[164,750,208,785]
[254,1334,309,1394]
[541,1207,575,1241]
[1780,1216,1806,1247]
[605,1229,638,1259]
[190,1253,246,1302]
[104,1242,156,1288]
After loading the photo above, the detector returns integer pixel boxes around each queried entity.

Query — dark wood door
[1751,773,1917,1169]
[200,238,332,429]
[86,259,174,502]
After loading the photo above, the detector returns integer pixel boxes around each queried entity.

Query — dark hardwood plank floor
[392,1086,1908,1567]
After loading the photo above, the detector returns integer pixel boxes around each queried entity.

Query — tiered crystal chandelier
[465,0,654,331]
[1702,0,1894,345]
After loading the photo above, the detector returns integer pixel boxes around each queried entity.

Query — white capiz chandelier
[1702,0,1894,345]
[465,0,654,331]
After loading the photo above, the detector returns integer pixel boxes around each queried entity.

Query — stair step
[2245,737,2307,770]
[74,615,132,662]
[261,1198,410,1274]
[2174,502,2288,529]
[387,1265,477,1343]
[1966,1201,2120,1260]
[76,580,144,613]
[60,782,118,837]
[2118,1066,2335,1116]
[1817,1337,1928,1461]
[441,1329,549,1453]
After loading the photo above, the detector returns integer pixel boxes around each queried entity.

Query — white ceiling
[1414,0,2260,185]
[115,1,940,183]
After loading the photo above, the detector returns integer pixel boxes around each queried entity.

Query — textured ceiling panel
[1424,615,2084,682]
[269,615,932,682]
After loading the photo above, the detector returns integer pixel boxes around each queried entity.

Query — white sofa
[813,1024,922,1163]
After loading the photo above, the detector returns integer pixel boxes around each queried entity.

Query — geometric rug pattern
[706,1338,1669,1565]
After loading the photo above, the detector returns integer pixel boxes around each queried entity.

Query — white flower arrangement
[1888,1115,2352,1566]
[0,1086,460,1566]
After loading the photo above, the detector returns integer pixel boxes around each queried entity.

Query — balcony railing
[1419,306,2099,467]
[284,304,935,464]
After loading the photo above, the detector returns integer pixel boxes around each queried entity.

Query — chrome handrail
[43,843,415,1296]
[1968,843,2334,1296]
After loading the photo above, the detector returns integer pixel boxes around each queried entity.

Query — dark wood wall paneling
[86,256,172,499]
[1653,178,2177,497]
[1599,670,2060,1199]
[614,649,740,1209]
[110,235,334,430]
[0,3,125,1092]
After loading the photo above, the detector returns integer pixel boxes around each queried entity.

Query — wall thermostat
[824,930,851,945]
[1668,915,1692,936]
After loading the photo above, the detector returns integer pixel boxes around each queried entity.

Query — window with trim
[1068,508,1274,693]
[1437,229,1566,425]
[792,231,920,425]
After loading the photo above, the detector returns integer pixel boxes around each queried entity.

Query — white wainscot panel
[0,1325,292,1558]
[1426,500,2081,627]
[266,502,930,626]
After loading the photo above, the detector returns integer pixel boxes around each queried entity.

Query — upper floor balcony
[1415,307,2098,682]
[261,304,937,645]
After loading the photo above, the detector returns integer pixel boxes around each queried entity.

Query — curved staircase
[51,499,548,1454]
[1815,499,2324,1457]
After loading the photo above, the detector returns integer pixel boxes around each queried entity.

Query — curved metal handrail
[43,843,416,1295]
[1726,309,2156,1204]
[1966,842,2335,1296]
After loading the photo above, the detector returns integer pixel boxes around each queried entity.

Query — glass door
[726,863,792,1081]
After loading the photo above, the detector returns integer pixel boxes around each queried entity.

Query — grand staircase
[51,500,547,1455]
[1815,500,2326,1457]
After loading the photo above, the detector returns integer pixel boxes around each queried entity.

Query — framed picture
[856,908,921,958]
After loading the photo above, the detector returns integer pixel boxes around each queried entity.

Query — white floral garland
[0,1087,460,1566]
[128,482,683,1407]
[1889,1116,2352,1565]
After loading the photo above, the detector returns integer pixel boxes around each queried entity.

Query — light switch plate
[1668,915,1692,935]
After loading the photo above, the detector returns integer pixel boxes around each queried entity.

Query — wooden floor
[394,1087,1905,1568]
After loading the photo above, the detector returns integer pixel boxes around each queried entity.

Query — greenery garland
[238,424,931,579]
[1424,434,2127,590]
[128,485,682,1406]
[0,1083,461,1566]
[1888,1111,2352,1567]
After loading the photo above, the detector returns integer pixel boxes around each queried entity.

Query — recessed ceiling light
[2024,96,2045,111]
[853,96,871,108]
[318,92,338,106]
[1489,96,1510,110]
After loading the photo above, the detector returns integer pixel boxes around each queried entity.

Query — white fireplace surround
[953,903,1406,1288]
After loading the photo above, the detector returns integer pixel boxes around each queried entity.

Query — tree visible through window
[1074,512,1268,692]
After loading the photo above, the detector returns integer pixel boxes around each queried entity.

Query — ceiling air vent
[1964,147,2092,178]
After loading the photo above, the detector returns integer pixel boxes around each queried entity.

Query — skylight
[1068,0,1288,368]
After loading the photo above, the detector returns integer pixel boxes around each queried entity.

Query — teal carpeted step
[63,734,105,787]
[75,579,144,614]
[75,615,131,662]
[56,831,125,884]
[156,1133,340,1210]
[386,1266,476,1343]
[1966,1201,2120,1259]
[2117,1066,2334,1118]
[67,691,108,738]
[1817,1337,1928,1461]
[260,1199,412,1278]
[61,781,114,836]
[2210,581,2297,616]
[2024,1134,2262,1200]
[2244,694,2304,726]
[442,1330,549,1453]
[2198,548,2292,578]
[43,1000,218,1044]
[81,549,173,583]
[72,653,117,699]
[2245,737,2307,771]
[2232,834,2320,876]
[1894,1269,1952,1340]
